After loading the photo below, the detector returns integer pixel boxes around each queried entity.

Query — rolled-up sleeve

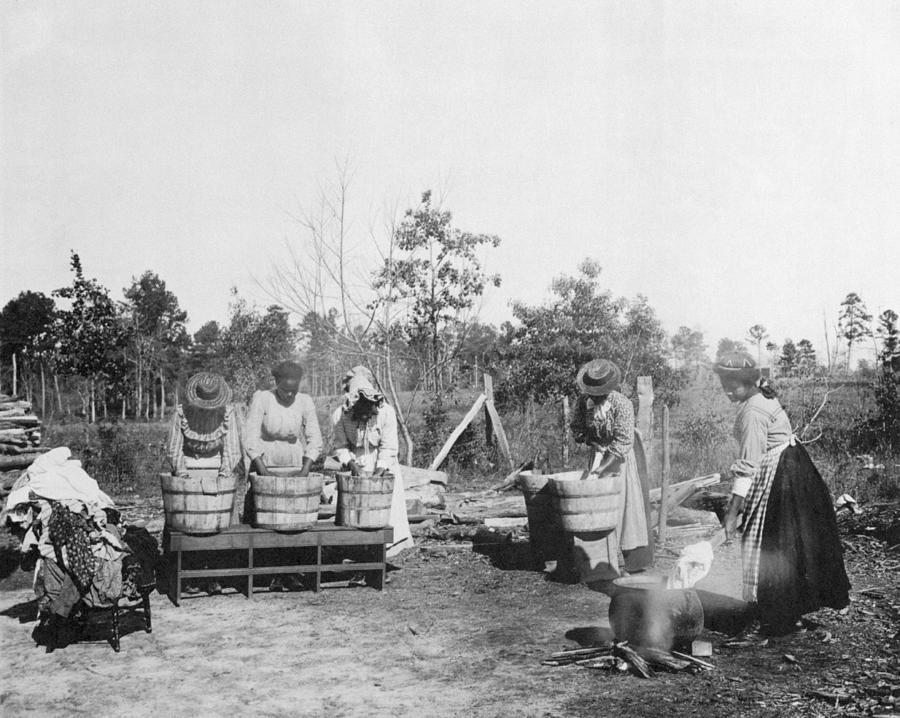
[301,395,323,461]
[164,408,186,474]
[221,405,244,477]
[332,411,354,466]
[375,405,399,470]
[243,391,266,461]
[730,407,768,497]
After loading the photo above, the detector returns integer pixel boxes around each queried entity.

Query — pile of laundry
[2,447,158,621]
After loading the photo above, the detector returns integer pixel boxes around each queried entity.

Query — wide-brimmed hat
[185,372,232,410]
[713,351,760,382]
[576,359,622,396]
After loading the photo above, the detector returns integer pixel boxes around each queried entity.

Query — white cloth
[4,447,113,516]
[667,540,714,589]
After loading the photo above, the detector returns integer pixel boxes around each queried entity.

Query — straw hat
[713,351,760,382]
[576,359,622,396]
[185,372,232,410]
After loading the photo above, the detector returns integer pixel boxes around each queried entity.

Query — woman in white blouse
[332,367,412,557]
[244,361,323,477]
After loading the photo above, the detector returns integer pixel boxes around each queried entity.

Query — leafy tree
[671,326,708,374]
[122,271,189,419]
[52,252,129,422]
[374,190,501,393]
[838,292,872,371]
[876,309,900,370]
[0,291,57,406]
[746,324,769,366]
[220,294,299,401]
[716,337,748,358]
[797,339,817,377]
[498,259,685,406]
[778,339,799,377]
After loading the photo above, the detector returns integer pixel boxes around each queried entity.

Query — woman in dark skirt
[716,351,850,635]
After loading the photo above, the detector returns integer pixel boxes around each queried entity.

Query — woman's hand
[722,494,744,541]
[251,457,272,477]
[347,460,361,477]
[372,466,386,477]
[297,457,313,478]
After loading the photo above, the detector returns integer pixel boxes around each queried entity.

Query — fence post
[658,405,671,545]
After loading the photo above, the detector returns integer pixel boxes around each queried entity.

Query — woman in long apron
[570,359,652,582]
[716,351,849,635]
[332,367,412,557]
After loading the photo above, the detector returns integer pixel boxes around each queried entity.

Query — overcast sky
[2,1,899,364]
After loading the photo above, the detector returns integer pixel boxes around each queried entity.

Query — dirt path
[2,527,896,718]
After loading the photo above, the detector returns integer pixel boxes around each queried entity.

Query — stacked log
[0,394,47,471]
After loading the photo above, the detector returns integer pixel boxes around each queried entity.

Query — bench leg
[111,600,121,652]
[173,550,182,607]
[247,545,254,600]
[314,543,321,592]
[142,591,152,633]
[369,542,386,590]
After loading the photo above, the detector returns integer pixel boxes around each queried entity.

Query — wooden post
[483,373,514,470]
[561,395,571,468]
[429,394,487,470]
[636,376,653,450]
[657,405,671,544]
[484,374,495,447]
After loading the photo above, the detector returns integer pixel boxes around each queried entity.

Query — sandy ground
[0,532,754,718]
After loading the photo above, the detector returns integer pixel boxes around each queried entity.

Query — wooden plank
[648,474,720,503]
[636,376,654,455]
[658,405,671,544]
[429,393,487,470]
[484,399,514,470]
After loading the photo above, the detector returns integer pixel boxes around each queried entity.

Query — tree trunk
[90,380,96,424]
[136,357,142,420]
[12,353,17,396]
[159,369,166,419]
[40,362,46,419]
[54,374,64,413]
[385,351,414,465]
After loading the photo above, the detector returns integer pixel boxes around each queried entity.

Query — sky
[2,1,899,365]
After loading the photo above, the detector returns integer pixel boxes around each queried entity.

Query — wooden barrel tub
[160,469,236,535]
[250,468,324,531]
[548,471,620,532]
[336,472,394,529]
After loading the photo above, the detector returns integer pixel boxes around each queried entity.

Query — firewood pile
[0,394,47,487]
[541,642,715,678]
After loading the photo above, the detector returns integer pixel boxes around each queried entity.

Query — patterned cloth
[570,391,635,459]
[739,438,791,602]
[47,502,97,591]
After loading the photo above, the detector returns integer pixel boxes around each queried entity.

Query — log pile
[0,394,47,471]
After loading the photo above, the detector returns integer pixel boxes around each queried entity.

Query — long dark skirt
[757,443,850,634]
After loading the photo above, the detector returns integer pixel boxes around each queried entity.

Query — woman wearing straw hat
[165,371,244,595]
[332,366,412,557]
[165,371,243,506]
[569,359,653,582]
[714,351,849,635]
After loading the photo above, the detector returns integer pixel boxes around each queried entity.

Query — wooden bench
[167,522,394,605]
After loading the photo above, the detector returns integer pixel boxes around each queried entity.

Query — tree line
[2,185,898,460]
